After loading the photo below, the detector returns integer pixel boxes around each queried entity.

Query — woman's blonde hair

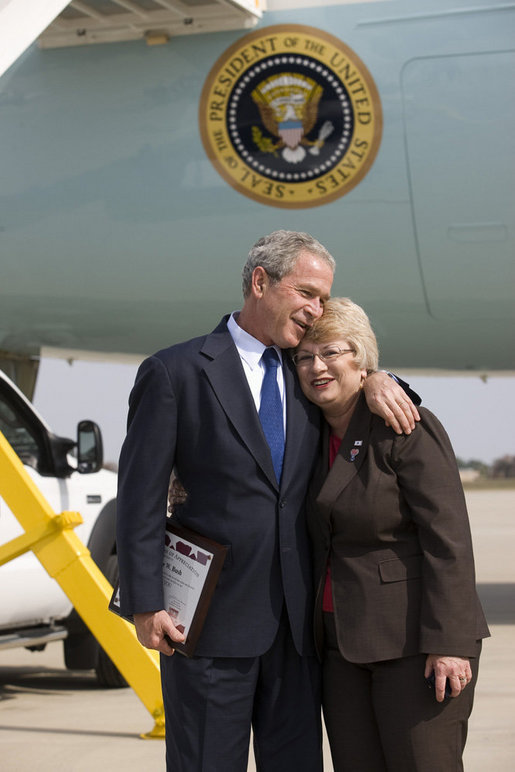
[302,297,379,373]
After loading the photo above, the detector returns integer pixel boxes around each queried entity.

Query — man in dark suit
[116,230,419,771]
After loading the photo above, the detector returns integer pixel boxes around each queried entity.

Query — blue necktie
[259,347,285,484]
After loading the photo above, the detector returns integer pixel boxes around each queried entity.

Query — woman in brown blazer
[293,298,489,772]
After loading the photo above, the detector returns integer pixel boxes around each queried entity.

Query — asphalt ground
[0,489,514,771]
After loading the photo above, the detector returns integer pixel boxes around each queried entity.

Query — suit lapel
[316,393,372,517]
[200,318,278,489]
[281,354,320,490]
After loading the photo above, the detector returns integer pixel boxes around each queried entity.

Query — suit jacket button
[279,499,287,508]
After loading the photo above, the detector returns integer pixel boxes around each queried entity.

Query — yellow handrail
[0,430,164,739]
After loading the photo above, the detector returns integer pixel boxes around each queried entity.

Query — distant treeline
[457,455,515,479]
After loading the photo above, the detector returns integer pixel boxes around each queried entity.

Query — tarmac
[0,488,514,771]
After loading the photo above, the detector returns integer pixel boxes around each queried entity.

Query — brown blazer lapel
[316,393,373,518]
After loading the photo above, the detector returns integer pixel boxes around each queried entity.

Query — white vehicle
[0,369,124,687]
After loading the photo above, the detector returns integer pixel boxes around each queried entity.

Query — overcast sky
[33,357,514,467]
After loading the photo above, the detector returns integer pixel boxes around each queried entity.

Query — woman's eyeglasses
[291,347,355,367]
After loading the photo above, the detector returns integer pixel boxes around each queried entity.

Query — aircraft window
[0,398,41,469]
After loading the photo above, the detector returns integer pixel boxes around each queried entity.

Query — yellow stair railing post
[0,430,165,739]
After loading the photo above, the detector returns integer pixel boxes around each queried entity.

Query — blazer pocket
[379,554,422,583]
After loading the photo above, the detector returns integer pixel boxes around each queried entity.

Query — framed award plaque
[110,519,227,657]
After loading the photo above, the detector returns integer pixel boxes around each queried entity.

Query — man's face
[255,251,334,349]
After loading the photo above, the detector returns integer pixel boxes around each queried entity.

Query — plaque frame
[109,519,227,657]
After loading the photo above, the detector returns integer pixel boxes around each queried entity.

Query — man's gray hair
[242,230,335,297]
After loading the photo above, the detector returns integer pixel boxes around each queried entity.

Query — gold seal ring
[199,24,383,209]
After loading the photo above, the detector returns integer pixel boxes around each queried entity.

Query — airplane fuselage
[0,0,513,372]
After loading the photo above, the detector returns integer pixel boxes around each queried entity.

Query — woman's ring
[459,676,466,682]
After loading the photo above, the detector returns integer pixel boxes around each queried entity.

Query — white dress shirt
[227,312,286,433]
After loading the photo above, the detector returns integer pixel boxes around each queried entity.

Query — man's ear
[251,266,268,298]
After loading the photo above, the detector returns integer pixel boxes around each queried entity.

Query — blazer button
[279,499,287,508]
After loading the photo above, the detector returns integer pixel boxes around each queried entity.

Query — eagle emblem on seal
[251,72,334,164]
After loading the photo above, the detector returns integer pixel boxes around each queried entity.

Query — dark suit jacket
[116,316,322,658]
[306,393,489,664]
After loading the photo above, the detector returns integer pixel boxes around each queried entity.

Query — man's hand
[133,610,186,656]
[363,372,420,434]
[168,476,187,514]
[425,654,472,703]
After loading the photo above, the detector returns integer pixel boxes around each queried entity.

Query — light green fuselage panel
[0,0,513,372]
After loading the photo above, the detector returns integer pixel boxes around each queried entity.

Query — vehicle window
[0,398,41,468]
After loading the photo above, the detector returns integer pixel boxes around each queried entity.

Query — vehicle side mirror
[77,420,103,474]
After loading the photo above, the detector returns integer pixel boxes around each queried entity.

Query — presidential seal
[199,25,382,209]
